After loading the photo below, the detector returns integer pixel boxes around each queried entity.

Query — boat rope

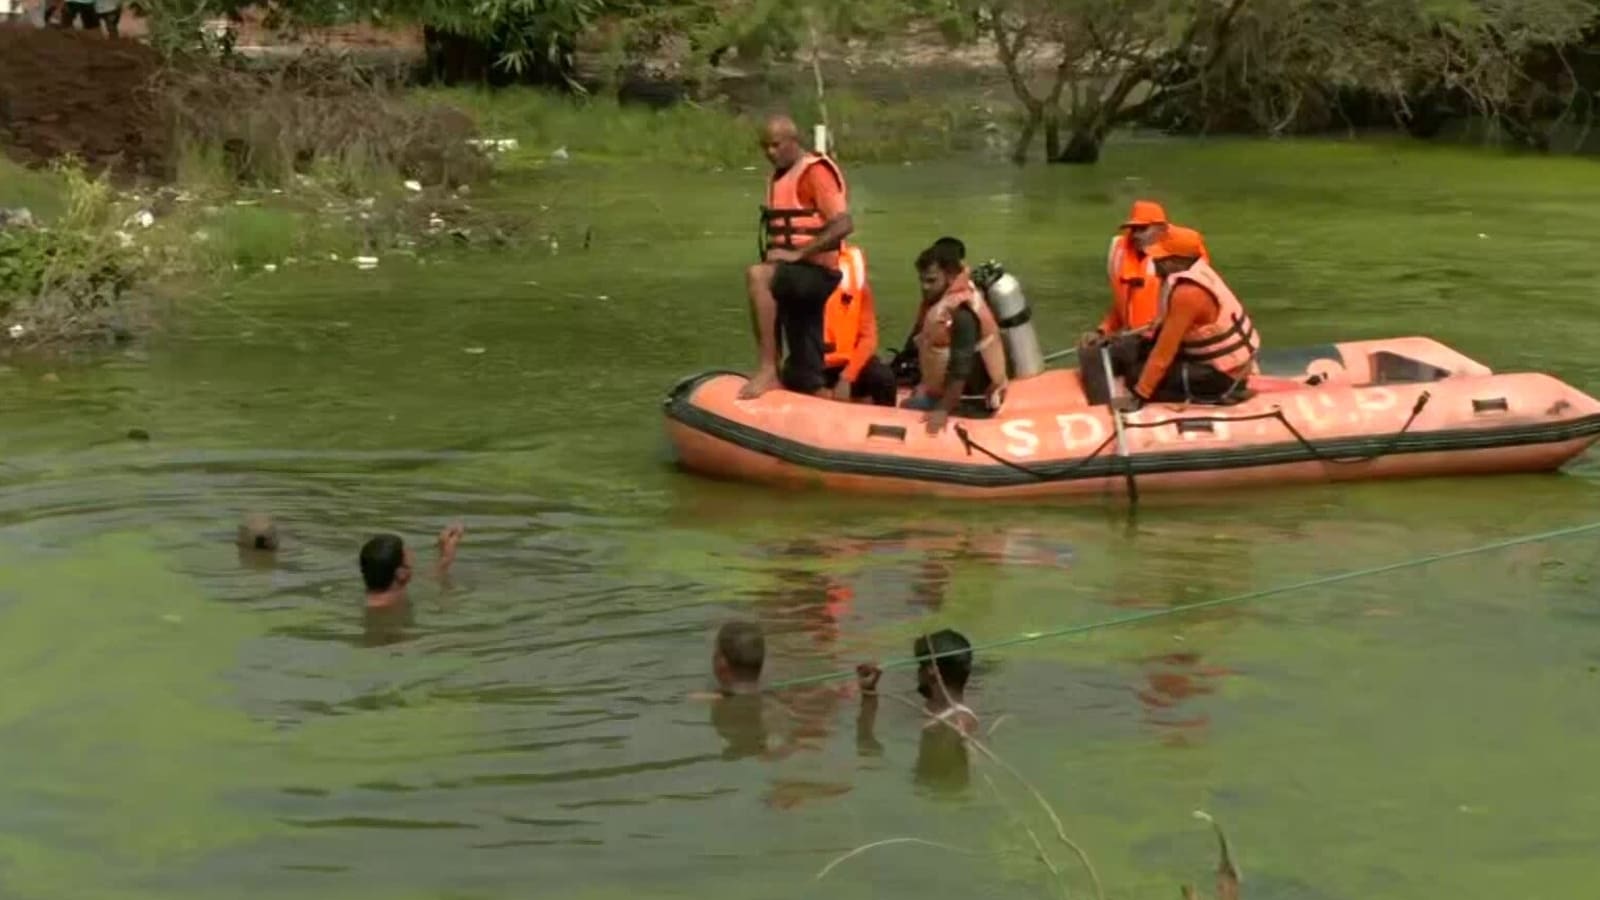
[951,391,1432,484]
[763,517,1600,691]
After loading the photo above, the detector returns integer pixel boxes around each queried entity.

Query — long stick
[1099,345,1138,505]
[808,13,830,155]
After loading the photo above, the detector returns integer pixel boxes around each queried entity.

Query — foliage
[0,162,144,344]
[155,53,488,191]
[910,0,1600,164]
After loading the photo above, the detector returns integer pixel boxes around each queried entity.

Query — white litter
[463,347,487,355]
[404,179,422,192]
[355,256,379,270]
[8,324,26,339]
[551,146,570,161]
[128,209,155,228]
[262,263,277,273]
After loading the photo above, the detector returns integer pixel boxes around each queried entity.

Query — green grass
[425,85,998,170]
[0,155,67,222]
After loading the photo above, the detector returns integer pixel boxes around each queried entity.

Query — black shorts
[772,261,842,394]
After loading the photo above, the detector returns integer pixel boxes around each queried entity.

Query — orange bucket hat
[1121,200,1168,229]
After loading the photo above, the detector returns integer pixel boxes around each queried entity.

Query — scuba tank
[972,261,1045,380]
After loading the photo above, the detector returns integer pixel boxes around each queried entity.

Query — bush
[157,54,490,193]
[0,161,144,344]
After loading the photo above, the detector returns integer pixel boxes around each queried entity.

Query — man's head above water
[359,533,414,593]
[758,114,805,171]
[913,628,973,701]
[714,619,766,691]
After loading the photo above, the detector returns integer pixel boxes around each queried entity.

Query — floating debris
[551,146,571,162]
[262,263,277,273]
[404,179,423,192]
[463,347,487,355]
[355,256,379,270]
[8,324,26,339]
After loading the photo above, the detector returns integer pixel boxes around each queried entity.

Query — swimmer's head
[914,629,973,699]
[714,619,765,689]
[359,533,413,592]
[236,514,279,552]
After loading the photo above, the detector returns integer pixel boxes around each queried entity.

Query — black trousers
[1080,333,1237,404]
[825,355,897,407]
[772,261,843,395]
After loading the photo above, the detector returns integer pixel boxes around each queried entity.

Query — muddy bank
[0,25,170,178]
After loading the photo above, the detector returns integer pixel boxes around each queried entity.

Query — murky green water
[2,139,1599,899]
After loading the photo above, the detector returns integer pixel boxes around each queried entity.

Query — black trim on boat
[663,371,1600,489]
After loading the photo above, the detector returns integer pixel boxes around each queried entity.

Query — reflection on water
[0,145,1599,899]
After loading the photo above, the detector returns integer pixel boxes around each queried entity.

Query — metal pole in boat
[1099,345,1139,505]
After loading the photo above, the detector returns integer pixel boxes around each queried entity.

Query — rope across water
[765,518,1600,691]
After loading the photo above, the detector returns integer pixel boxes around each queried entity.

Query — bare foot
[739,368,781,399]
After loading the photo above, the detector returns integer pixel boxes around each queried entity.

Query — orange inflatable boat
[663,337,1600,499]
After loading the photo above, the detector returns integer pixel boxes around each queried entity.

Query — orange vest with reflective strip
[761,153,845,271]
[1106,235,1162,332]
[1107,232,1212,332]
[915,269,1009,402]
[1158,259,1260,375]
[822,243,867,368]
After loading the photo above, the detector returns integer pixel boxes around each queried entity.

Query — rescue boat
[662,337,1600,500]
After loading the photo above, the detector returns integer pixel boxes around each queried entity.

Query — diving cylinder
[974,261,1046,380]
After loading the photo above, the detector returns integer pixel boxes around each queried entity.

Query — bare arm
[795,212,854,262]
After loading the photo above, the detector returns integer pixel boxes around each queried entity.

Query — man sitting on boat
[1112,226,1259,410]
[902,240,1009,434]
[1080,201,1212,405]
[818,242,897,406]
[889,235,967,387]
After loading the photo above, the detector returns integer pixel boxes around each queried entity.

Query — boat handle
[1175,419,1216,434]
[867,424,907,442]
[1471,397,1508,414]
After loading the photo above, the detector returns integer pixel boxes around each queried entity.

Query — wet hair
[915,241,965,277]
[933,236,966,260]
[716,620,766,680]
[913,629,973,691]
[359,533,407,591]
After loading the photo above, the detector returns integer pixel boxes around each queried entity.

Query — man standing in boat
[903,240,1009,434]
[740,115,856,400]
[1113,226,1259,409]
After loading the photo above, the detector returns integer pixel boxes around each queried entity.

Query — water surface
[1,139,1599,899]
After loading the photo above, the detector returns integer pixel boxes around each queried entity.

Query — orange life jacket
[1157,259,1260,375]
[915,269,1009,405]
[822,243,867,368]
[761,153,846,271]
[1106,234,1162,332]
[1107,231,1212,333]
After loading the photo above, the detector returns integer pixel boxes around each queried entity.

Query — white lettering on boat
[1000,420,1040,457]
[1055,413,1107,452]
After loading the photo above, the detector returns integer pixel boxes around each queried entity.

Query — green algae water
[1,139,1599,899]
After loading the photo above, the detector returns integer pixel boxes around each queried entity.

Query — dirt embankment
[0,25,171,178]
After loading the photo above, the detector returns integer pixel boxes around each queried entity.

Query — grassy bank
[429,84,1003,169]
[1,58,1002,347]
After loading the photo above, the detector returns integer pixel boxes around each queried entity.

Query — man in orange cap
[1078,200,1212,404]
[1111,225,1259,410]
[1097,200,1170,340]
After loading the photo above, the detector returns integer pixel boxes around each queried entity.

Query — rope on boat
[763,517,1600,691]
[951,391,1433,484]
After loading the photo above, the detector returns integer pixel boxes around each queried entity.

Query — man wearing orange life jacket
[820,242,896,406]
[1112,225,1260,410]
[1091,200,1212,341]
[740,114,855,400]
[902,239,1009,435]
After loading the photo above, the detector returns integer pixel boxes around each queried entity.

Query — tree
[920,0,1600,164]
